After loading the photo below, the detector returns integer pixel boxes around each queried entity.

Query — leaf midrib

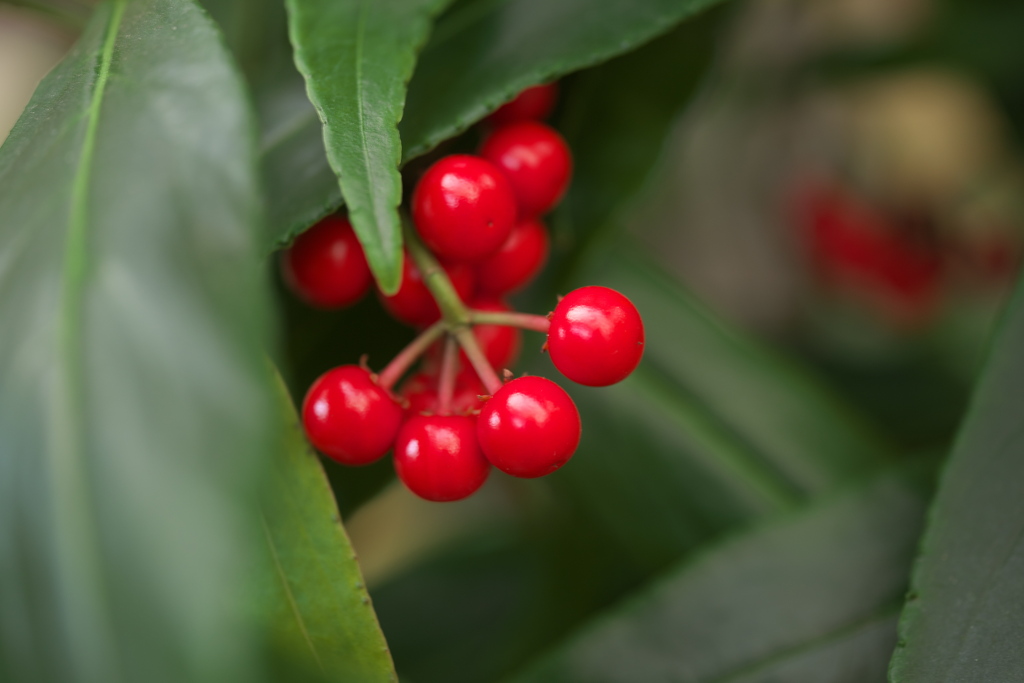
[50,0,128,675]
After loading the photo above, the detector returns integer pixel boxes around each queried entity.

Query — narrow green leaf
[285,0,450,294]
[889,275,1024,682]
[256,374,397,682]
[400,0,728,161]
[0,1,276,681]
[510,470,930,683]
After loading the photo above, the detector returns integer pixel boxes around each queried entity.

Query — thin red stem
[437,336,458,415]
[469,310,551,333]
[455,328,502,395]
[377,321,445,390]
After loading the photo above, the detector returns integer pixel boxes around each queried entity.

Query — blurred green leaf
[256,374,397,682]
[284,0,450,293]
[0,1,276,681]
[400,0,727,161]
[577,248,888,493]
[552,8,724,251]
[510,469,930,683]
[532,247,890,567]
[371,526,544,683]
[889,276,1024,681]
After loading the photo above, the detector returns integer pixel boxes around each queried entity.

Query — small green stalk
[403,223,471,327]
[377,321,445,390]
[437,336,459,414]
[470,310,550,333]
[404,224,504,394]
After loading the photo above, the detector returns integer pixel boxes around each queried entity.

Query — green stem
[403,224,470,326]
[377,321,445,390]
[437,336,458,415]
[455,328,502,395]
[471,310,551,333]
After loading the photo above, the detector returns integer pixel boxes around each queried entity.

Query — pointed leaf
[256,374,397,682]
[889,275,1024,682]
[284,0,451,293]
[0,1,276,681]
[511,470,930,683]
[258,0,732,251]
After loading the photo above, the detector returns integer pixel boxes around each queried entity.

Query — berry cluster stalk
[402,223,503,395]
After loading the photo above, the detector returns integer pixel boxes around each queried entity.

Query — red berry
[548,286,644,387]
[487,83,558,126]
[379,251,476,327]
[480,121,572,218]
[477,219,550,295]
[477,376,581,478]
[412,155,518,262]
[302,365,403,466]
[281,215,371,308]
[394,415,491,501]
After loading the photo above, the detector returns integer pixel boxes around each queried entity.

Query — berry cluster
[284,84,644,502]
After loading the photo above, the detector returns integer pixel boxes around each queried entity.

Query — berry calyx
[394,415,491,501]
[480,121,572,218]
[477,219,550,295]
[548,286,644,387]
[379,251,476,327]
[282,215,371,308]
[487,83,558,126]
[477,376,581,478]
[302,365,403,466]
[412,155,518,262]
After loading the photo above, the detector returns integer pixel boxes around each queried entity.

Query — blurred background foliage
[2,0,1021,680]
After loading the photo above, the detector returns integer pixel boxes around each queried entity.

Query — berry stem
[437,336,458,415]
[469,310,551,333]
[403,222,471,326]
[377,321,446,390]
[455,327,503,395]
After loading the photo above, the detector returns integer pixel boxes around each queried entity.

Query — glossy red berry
[394,415,491,501]
[281,215,371,308]
[477,376,581,478]
[412,155,518,262]
[548,286,644,387]
[302,365,403,466]
[379,252,476,327]
[476,219,550,295]
[480,121,572,218]
[487,83,558,126]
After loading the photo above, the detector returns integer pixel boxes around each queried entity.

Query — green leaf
[258,0,731,253]
[0,1,276,681]
[889,275,1024,681]
[400,0,728,161]
[532,247,890,567]
[552,7,724,250]
[510,469,930,683]
[576,247,889,495]
[284,0,450,294]
[256,374,397,682]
